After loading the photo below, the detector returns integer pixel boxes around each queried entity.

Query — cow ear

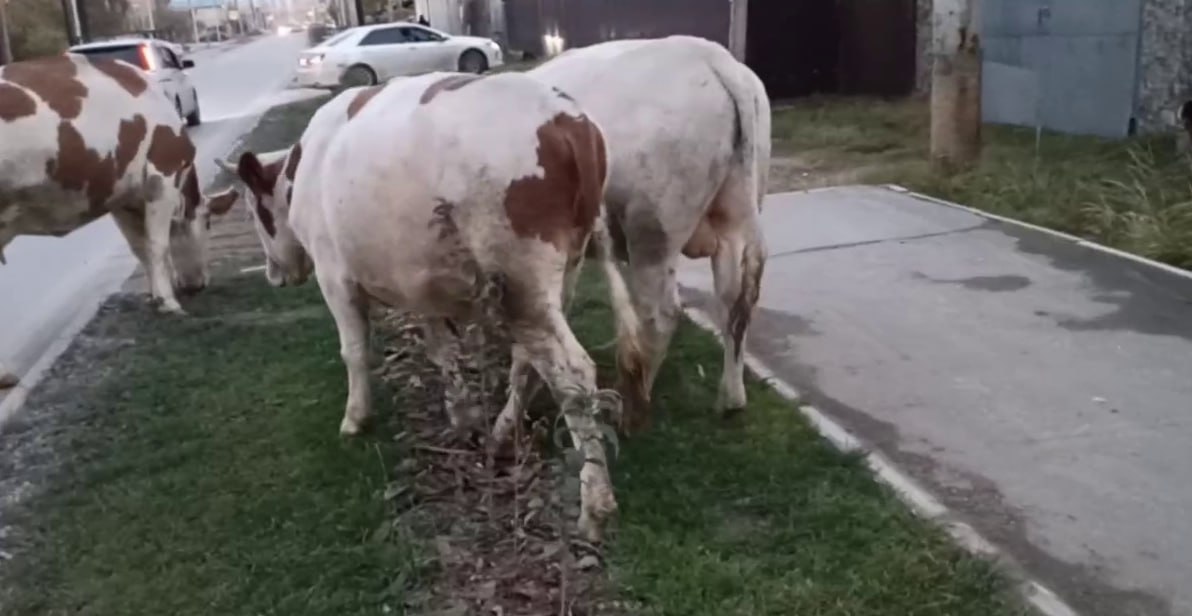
[205,186,241,216]
[237,152,272,198]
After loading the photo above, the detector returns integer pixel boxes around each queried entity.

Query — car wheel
[458,49,488,74]
[341,65,378,88]
[186,93,202,127]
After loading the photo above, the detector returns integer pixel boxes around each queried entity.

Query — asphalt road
[678,185,1192,616]
[0,33,312,389]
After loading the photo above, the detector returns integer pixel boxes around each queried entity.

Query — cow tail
[574,119,649,411]
[700,40,771,214]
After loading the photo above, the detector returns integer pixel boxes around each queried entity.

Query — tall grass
[771,97,1192,269]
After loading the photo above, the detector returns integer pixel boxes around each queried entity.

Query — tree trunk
[929,0,982,173]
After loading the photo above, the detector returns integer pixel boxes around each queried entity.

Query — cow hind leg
[492,252,584,448]
[490,343,544,450]
[111,208,157,301]
[711,219,765,415]
[142,198,185,314]
[623,259,681,431]
[515,307,618,543]
[424,318,485,432]
[318,273,373,436]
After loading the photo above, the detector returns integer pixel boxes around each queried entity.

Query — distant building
[501,0,1192,139]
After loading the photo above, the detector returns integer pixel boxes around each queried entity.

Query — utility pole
[929,0,982,172]
[0,0,13,65]
[75,0,90,42]
[60,0,81,45]
[146,0,157,33]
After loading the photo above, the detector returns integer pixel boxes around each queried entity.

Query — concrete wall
[915,0,1192,134]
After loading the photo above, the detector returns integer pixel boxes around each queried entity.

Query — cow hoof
[339,415,364,437]
[716,386,747,416]
[156,300,187,316]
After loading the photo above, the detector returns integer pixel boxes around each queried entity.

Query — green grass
[3,275,421,616]
[772,97,1192,269]
[567,269,1026,616]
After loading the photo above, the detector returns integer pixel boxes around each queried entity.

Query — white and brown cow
[220,72,646,542]
[493,36,771,434]
[0,53,237,314]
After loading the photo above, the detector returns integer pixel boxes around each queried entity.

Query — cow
[487,36,772,439]
[0,53,238,314]
[0,360,16,389]
[217,72,647,542]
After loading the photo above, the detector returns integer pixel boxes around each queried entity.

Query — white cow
[219,72,646,542]
[492,36,772,437]
[1,53,238,314]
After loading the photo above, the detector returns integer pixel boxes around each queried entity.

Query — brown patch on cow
[179,166,201,218]
[114,113,148,179]
[146,124,196,177]
[0,83,38,122]
[283,143,302,181]
[419,74,483,105]
[45,121,117,213]
[502,113,607,253]
[2,55,88,119]
[236,152,284,236]
[91,58,149,97]
[347,85,385,119]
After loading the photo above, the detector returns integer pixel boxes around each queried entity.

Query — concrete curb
[680,305,1081,616]
[882,183,1192,282]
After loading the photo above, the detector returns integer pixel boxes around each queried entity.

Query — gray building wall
[914,0,1192,135]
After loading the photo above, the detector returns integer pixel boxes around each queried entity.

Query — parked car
[68,38,202,126]
[292,22,503,88]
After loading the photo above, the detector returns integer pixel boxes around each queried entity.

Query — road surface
[678,185,1192,616]
[0,34,312,393]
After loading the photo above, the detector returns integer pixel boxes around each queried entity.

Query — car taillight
[138,45,157,70]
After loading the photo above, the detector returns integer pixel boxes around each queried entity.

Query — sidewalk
[677,185,1192,616]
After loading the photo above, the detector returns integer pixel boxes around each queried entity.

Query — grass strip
[568,268,1027,616]
[1,276,421,616]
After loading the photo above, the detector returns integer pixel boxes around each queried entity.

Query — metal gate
[746,0,917,99]
[504,0,729,59]
[981,0,1144,138]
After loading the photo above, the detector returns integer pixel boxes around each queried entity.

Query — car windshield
[72,45,149,70]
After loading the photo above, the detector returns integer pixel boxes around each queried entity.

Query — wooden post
[929,0,982,172]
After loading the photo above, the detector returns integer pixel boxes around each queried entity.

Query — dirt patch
[374,311,627,616]
[768,154,895,192]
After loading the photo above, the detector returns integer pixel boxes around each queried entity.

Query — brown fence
[505,0,917,100]
[504,0,729,58]
[747,0,917,99]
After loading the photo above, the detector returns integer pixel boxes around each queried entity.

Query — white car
[69,37,202,126]
[293,22,503,88]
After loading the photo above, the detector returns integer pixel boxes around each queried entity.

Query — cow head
[170,165,240,293]
[218,145,312,287]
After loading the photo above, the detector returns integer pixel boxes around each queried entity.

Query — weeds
[771,97,1192,269]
